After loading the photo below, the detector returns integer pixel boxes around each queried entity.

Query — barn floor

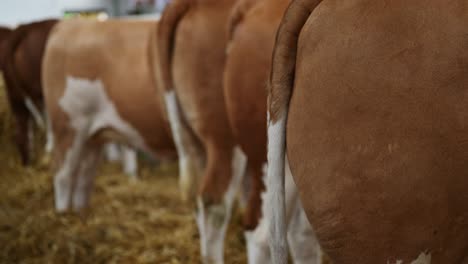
[0,76,247,263]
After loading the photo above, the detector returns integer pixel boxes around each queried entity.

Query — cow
[223,0,323,263]
[42,19,175,212]
[0,26,12,69]
[267,0,468,263]
[155,0,246,263]
[2,19,57,165]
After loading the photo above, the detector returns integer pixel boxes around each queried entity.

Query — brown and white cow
[0,26,12,68]
[224,0,323,263]
[267,0,468,263]
[2,19,57,165]
[43,19,175,212]
[155,0,247,263]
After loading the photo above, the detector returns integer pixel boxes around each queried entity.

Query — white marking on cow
[266,112,288,263]
[54,76,145,211]
[24,96,45,130]
[287,202,322,264]
[248,160,322,264]
[245,163,271,263]
[196,146,247,264]
[391,252,431,264]
[45,114,54,154]
[122,146,138,179]
[54,128,87,212]
[59,77,145,149]
[105,143,121,162]
[245,228,270,263]
[164,90,203,200]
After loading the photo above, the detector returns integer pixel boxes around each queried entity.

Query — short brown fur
[156,0,238,204]
[270,0,468,263]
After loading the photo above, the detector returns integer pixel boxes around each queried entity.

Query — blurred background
[0,0,170,27]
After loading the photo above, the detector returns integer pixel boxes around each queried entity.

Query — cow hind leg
[12,105,31,165]
[285,158,321,264]
[237,166,252,214]
[245,163,271,264]
[196,144,247,264]
[244,159,303,263]
[122,146,138,180]
[104,143,121,162]
[246,157,322,264]
[45,113,54,154]
[287,204,322,264]
[73,144,102,211]
[53,129,87,212]
[27,118,35,162]
[164,90,205,201]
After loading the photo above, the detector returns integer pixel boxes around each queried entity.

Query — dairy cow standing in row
[156,0,246,263]
[224,0,322,263]
[2,19,57,165]
[43,20,175,212]
[0,26,12,68]
[268,0,468,263]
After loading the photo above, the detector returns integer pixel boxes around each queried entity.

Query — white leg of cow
[104,143,121,162]
[245,225,270,263]
[246,159,304,264]
[287,204,322,264]
[73,146,101,211]
[165,90,204,201]
[197,146,247,264]
[24,96,45,130]
[285,157,321,264]
[45,114,54,154]
[122,146,138,180]
[245,163,270,263]
[267,114,288,264]
[54,130,87,212]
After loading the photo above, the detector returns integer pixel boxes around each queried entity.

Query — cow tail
[155,0,191,94]
[155,1,203,201]
[266,0,324,263]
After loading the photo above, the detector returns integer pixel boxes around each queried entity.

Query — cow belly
[285,2,468,263]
